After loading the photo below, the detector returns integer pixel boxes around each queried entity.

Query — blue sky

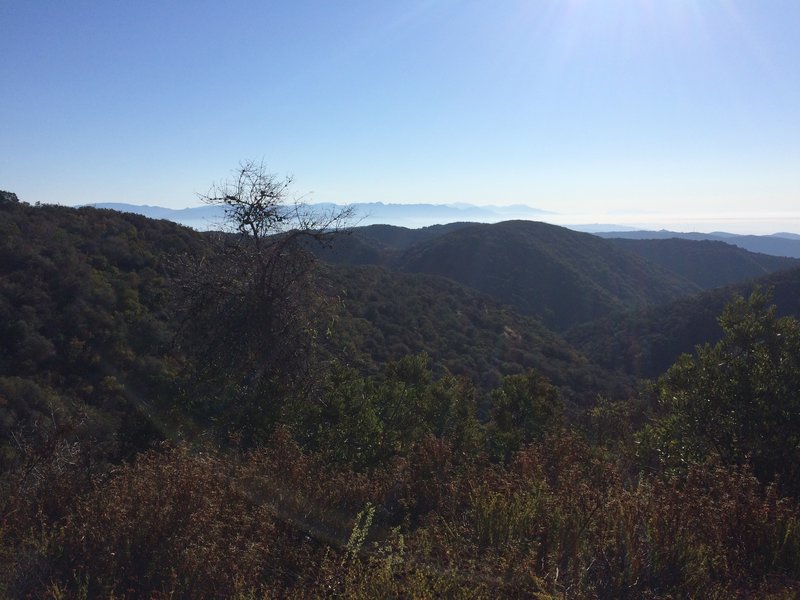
[2,1,799,230]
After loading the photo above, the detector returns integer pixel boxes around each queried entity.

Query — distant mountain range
[84,203,226,230]
[83,202,553,230]
[83,202,800,259]
[316,202,554,227]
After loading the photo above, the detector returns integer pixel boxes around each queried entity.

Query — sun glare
[557,0,710,45]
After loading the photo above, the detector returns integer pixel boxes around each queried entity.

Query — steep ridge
[393,220,700,331]
[606,238,800,289]
[565,266,800,379]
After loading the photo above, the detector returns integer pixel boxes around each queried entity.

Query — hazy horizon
[75,199,800,236]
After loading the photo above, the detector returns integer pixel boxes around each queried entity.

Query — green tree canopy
[646,288,800,493]
[486,370,563,462]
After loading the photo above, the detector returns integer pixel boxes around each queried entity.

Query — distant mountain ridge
[595,230,800,258]
[605,238,800,289]
[83,202,553,230]
[317,201,553,227]
[85,203,225,230]
[85,202,800,258]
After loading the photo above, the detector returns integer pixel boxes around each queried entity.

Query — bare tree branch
[170,162,353,441]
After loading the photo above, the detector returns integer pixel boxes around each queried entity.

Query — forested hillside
[315,220,800,333]
[392,221,694,331]
[341,220,701,331]
[606,237,800,288]
[566,266,800,378]
[3,194,800,598]
[0,202,199,463]
[321,264,633,405]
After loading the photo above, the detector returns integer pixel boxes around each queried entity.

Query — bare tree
[207,160,352,244]
[172,162,353,441]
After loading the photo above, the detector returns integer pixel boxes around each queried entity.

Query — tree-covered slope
[606,237,800,289]
[393,220,701,331]
[321,264,633,406]
[565,266,800,378]
[0,202,205,463]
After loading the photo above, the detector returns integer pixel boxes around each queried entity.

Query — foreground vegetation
[3,187,800,598]
[6,426,800,598]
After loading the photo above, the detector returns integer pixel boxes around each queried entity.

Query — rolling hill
[391,220,701,331]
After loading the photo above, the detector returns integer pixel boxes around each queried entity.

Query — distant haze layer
[82,201,800,236]
[544,211,800,236]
